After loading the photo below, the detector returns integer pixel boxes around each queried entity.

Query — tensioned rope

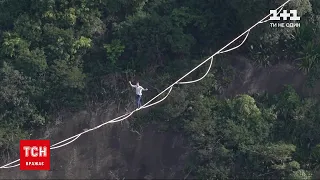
[0,0,292,169]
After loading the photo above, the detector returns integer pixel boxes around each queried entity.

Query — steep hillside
[1,0,320,179]
[1,57,319,179]
[0,104,188,179]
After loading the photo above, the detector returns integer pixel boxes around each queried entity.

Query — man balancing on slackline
[129,81,148,108]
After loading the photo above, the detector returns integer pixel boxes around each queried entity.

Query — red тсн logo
[20,140,50,170]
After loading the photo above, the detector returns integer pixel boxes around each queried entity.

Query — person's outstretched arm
[129,81,136,88]
[142,87,148,91]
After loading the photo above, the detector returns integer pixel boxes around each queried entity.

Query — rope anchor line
[0,0,292,169]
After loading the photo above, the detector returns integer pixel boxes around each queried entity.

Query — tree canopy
[0,0,320,179]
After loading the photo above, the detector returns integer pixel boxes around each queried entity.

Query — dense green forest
[0,0,320,179]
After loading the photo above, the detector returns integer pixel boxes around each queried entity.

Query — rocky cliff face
[1,57,319,179]
[0,102,187,179]
[223,56,320,97]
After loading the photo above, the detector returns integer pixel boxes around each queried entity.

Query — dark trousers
[136,95,142,108]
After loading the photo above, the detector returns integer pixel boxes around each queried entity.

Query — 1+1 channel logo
[20,140,50,170]
[269,9,300,28]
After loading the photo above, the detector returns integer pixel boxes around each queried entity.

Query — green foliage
[133,86,320,179]
[288,169,312,180]
[291,20,320,85]
[0,126,30,153]
[115,12,196,72]
[178,93,275,179]
[0,62,45,125]
[287,0,312,16]
[13,14,42,42]
[2,32,29,57]
[246,0,316,69]
[52,60,86,89]
[312,144,320,159]
[0,62,44,153]
[297,41,319,73]
[73,36,92,53]
[103,39,125,66]
[0,1,320,179]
